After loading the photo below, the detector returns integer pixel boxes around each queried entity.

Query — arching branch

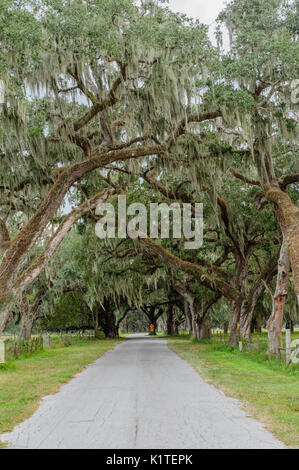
[279,173,299,190]
[139,237,241,302]
[0,219,10,254]
[12,189,118,297]
[229,167,261,187]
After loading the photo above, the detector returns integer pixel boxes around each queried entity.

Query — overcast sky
[168,0,227,25]
[167,0,229,45]
[169,0,227,24]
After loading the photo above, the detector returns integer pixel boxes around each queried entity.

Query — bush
[62,336,72,347]
[96,331,106,339]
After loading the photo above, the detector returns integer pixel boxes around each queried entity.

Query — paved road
[1,334,285,449]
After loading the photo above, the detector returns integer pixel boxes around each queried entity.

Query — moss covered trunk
[265,185,299,305]
[197,316,212,340]
[229,252,251,346]
[166,304,176,336]
[267,240,289,356]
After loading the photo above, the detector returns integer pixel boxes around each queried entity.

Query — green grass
[156,331,190,338]
[0,337,123,448]
[168,332,299,449]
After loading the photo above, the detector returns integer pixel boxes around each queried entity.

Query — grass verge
[0,337,123,448]
[168,334,299,449]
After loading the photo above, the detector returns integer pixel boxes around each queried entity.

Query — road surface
[1,334,285,449]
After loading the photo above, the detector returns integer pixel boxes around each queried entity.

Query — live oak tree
[0,0,218,332]
[121,309,149,334]
[1,0,298,354]
[44,223,173,338]
[85,163,277,343]
[40,291,93,334]
[105,158,283,344]
[41,229,128,338]
[215,0,299,350]
[13,284,47,340]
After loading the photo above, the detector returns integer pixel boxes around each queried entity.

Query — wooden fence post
[0,340,5,363]
[286,329,291,365]
[43,334,50,349]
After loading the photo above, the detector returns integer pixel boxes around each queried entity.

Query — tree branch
[0,219,10,254]
[14,189,118,297]
[279,173,299,190]
[217,196,243,258]
[229,167,261,186]
[117,308,131,328]
[139,237,241,302]
[0,143,164,308]
[72,62,127,132]
[196,293,221,321]
[167,110,222,148]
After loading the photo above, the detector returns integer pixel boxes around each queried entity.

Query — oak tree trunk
[184,299,193,334]
[228,250,252,346]
[166,304,176,335]
[265,185,299,306]
[239,250,278,341]
[228,300,241,346]
[256,311,262,333]
[92,309,99,338]
[98,309,119,339]
[18,315,34,341]
[267,240,290,356]
[197,315,211,340]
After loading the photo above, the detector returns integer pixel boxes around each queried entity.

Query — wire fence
[0,330,99,364]
[5,336,44,360]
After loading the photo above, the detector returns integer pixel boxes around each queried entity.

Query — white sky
[167,0,229,45]
[168,0,227,24]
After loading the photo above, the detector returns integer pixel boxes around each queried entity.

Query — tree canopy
[0,0,298,352]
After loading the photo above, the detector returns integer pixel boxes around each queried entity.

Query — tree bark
[264,184,299,306]
[97,301,119,339]
[99,312,118,339]
[17,289,43,341]
[192,319,200,341]
[182,295,198,340]
[18,293,38,341]
[116,309,130,334]
[291,320,294,334]
[18,314,34,341]
[92,309,99,338]
[184,299,193,334]
[256,311,262,333]
[228,300,241,346]
[228,250,252,345]
[193,295,220,341]
[267,240,290,356]
[197,315,212,340]
[0,219,10,254]
[166,304,176,335]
